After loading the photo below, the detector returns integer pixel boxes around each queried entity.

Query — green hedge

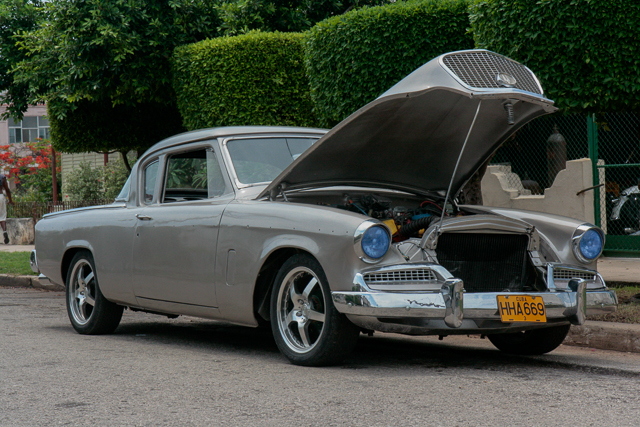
[49,99,185,155]
[304,0,474,127]
[470,0,640,113]
[172,31,317,130]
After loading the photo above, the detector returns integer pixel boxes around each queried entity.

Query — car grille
[553,269,597,282]
[364,269,438,285]
[442,51,542,95]
[435,233,530,292]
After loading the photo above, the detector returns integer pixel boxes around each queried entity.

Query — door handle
[136,214,153,221]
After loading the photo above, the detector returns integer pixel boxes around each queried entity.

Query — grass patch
[588,285,640,324]
[0,252,34,276]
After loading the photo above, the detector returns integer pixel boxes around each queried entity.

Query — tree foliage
[173,31,316,130]
[48,99,184,156]
[470,0,640,114]
[217,0,391,36]
[15,0,222,118]
[304,0,474,127]
[0,0,44,120]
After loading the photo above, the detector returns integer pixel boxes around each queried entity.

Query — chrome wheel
[68,259,96,325]
[276,266,327,354]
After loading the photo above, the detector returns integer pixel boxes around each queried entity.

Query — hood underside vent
[442,51,543,95]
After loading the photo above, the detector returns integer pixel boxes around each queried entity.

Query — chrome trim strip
[546,263,605,290]
[42,203,126,219]
[30,250,39,274]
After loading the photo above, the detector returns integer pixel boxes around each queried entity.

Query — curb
[565,321,640,353]
[0,274,64,292]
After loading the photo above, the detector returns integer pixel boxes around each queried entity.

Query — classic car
[31,49,617,366]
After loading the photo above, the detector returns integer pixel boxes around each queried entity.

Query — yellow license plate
[497,295,547,323]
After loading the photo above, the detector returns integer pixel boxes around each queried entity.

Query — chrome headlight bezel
[572,224,604,263]
[354,220,391,264]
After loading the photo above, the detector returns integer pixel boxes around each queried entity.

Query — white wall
[481,158,597,223]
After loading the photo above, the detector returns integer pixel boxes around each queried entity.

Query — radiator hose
[399,215,439,237]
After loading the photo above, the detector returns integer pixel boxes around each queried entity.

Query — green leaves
[470,0,640,114]
[172,31,317,130]
[304,0,474,127]
[15,0,222,120]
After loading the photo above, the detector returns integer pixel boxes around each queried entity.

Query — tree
[217,0,392,36]
[13,0,221,156]
[470,0,640,114]
[0,0,44,120]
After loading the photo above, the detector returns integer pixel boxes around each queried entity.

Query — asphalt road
[2,288,640,427]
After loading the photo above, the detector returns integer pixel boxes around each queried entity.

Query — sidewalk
[1,244,639,353]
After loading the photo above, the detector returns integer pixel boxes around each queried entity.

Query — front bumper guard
[332,279,617,329]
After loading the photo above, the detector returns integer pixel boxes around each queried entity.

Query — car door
[132,144,233,308]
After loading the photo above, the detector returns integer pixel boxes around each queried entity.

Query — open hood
[259,50,557,200]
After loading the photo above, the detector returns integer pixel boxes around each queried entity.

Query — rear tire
[488,324,571,355]
[270,254,359,366]
[66,251,123,335]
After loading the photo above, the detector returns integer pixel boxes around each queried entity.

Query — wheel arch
[61,246,93,286]
[253,247,317,323]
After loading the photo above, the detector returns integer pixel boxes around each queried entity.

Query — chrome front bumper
[332,265,618,334]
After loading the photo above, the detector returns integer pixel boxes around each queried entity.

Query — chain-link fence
[490,111,640,255]
[594,112,640,255]
[490,113,589,195]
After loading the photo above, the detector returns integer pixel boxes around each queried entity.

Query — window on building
[8,116,50,144]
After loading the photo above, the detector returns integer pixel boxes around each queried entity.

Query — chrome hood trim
[259,49,556,200]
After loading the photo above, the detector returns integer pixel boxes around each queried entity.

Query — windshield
[226,137,316,185]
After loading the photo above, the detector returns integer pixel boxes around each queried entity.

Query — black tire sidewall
[65,250,123,335]
[488,324,571,355]
[270,253,358,366]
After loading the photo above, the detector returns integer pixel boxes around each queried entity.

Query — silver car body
[33,50,617,357]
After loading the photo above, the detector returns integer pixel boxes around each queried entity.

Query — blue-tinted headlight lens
[579,229,603,260]
[361,226,390,259]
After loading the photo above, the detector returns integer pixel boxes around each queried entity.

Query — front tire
[66,251,123,335]
[488,324,571,355]
[270,254,359,366]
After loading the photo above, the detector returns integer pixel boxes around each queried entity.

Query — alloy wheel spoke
[289,284,299,305]
[84,293,96,307]
[285,309,296,326]
[84,271,94,286]
[76,269,86,292]
[307,309,325,323]
[301,277,318,300]
[77,296,86,318]
[298,322,311,347]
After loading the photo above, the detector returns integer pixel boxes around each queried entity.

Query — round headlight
[579,229,603,260]
[572,225,604,263]
[360,225,390,260]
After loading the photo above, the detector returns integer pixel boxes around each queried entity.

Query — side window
[162,148,227,203]
[143,161,159,203]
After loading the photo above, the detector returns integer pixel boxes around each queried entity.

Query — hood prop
[435,100,483,235]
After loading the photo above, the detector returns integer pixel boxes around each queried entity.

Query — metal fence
[491,112,640,255]
[7,199,113,222]
[491,114,589,195]
[591,113,640,255]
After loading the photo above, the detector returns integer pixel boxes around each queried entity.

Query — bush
[63,157,134,202]
[304,0,474,127]
[64,162,102,201]
[172,30,317,130]
[470,0,640,114]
